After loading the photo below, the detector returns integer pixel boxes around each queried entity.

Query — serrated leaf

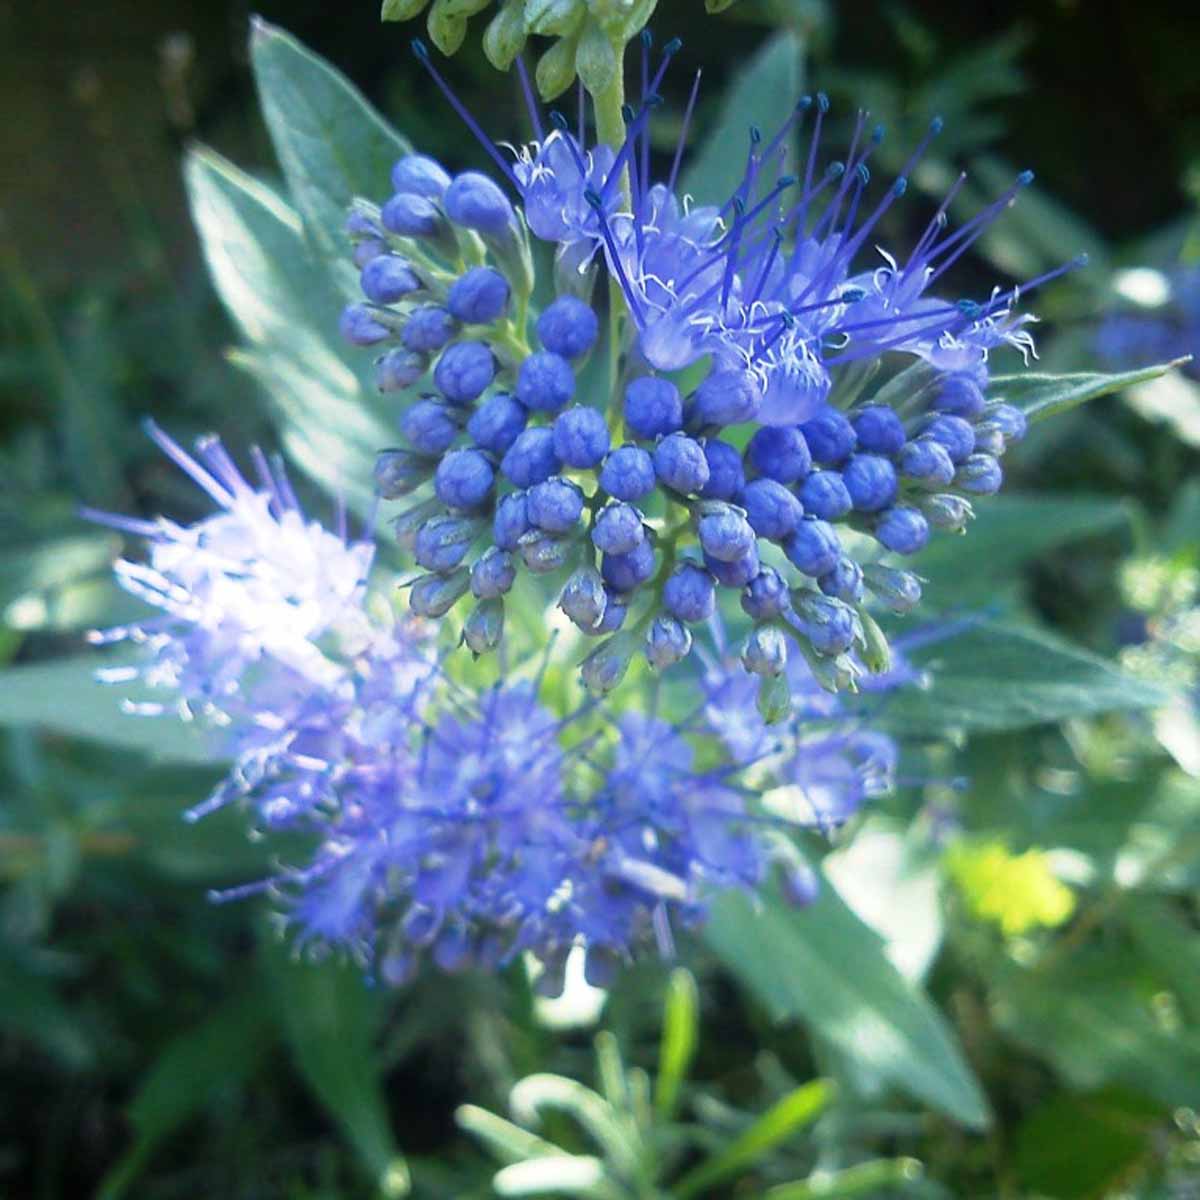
[992,358,1190,424]
[261,934,410,1196]
[0,653,216,764]
[682,31,802,207]
[249,19,412,259]
[886,619,1169,735]
[704,886,990,1129]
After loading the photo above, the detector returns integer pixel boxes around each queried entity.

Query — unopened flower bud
[410,568,470,617]
[414,514,480,572]
[483,0,527,70]
[374,449,430,499]
[559,564,608,629]
[920,492,974,532]
[580,632,634,694]
[471,546,517,598]
[741,625,788,677]
[862,563,923,613]
[645,615,693,670]
[519,529,573,574]
[462,598,504,654]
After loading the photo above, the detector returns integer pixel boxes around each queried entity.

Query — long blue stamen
[585,188,646,326]
[412,40,517,186]
[514,54,544,143]
[667,69,702,195]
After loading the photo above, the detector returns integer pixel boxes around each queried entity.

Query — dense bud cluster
[338,42,1060,705]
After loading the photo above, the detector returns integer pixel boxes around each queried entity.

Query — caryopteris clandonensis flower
[338,35,1080,697]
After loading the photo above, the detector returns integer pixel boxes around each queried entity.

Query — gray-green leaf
[992,357,1190,424]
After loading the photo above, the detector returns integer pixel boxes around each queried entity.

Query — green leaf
[0,653,216,764]
[249,18,412,260]
[912,493,1131,606]
[261,934,411,1197]
[704,887,991,1129]
[1013,1089,1159,1200]
[764,1158,925,1200]
[655,967,698,1118]
[993,951,1200,1112]
[97,985,275,1200]
[674,1080,833,1199]
[184,145,389,516]
[0,950,93,1070]
[682,31,802,207]
[885,619,1169,735]
[991,358,1190,424]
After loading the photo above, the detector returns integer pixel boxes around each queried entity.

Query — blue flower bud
[746,426,812,483]
[689,368,762,428]
[500,427,560,487]
[592,590,628,634]
[921,492,974,531]
[800,408,856,465]
[435,448,495,510]
[591,502,644,555]
[741,625,788,676]
[653,433,710,495]
[519,530,573,574]
[843,453,898,512]
[340,303,392,346]
[875,505,930,555]
[468,392,527,455]
[382,192,443,238]
[783,519,841,577]
[740,478,804,541]
[741,566,790,620]
[401,398,461,456]
[553,406,609,467]
[493,490,531,549]
[697,504,756,563]
[527,476,584,532]
[898,439,955,487]
[444,171,516,235]
[983,402,1027,442]
[352,237,389,269]
[933,373,986,418]
[780,861,820,908]
[645,615,693,670]
[581,633,635,695]
[798,470,852,520]
[791,592,857,656]
[972,423,1005,456]
[662,562,716,623]
[624,376,683,439]
[447,266,510,324]
[599,445,656,502]
[955,453,1003,495]
[345,209,382,239]
[851,404,906,455]
[374,449,429,498]
[391,498,442,552]
[559,564,608,629]
[863,563,923,613]
[391,153,451,199]
[462,598,504,655]
[402,305,456,353]
[471,546,517,598]
[704,544,760,588]
[601,538,656,593]
[375,347,427,392]
[818,556,865,604]
[434,340,496,405]
[360,254,421,304]
[410,568,471,617]
[537,295,599,359]
[414,513,479,571]
[699,439,746,501]
[517,350,575,413]
[923,414,975,464]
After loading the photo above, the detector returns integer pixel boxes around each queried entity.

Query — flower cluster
[338,40,1066,696]
[91,430,902,983]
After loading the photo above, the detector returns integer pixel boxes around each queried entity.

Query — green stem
[591,40,632,436]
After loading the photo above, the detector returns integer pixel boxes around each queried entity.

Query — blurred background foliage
[2,0,1199,1196]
